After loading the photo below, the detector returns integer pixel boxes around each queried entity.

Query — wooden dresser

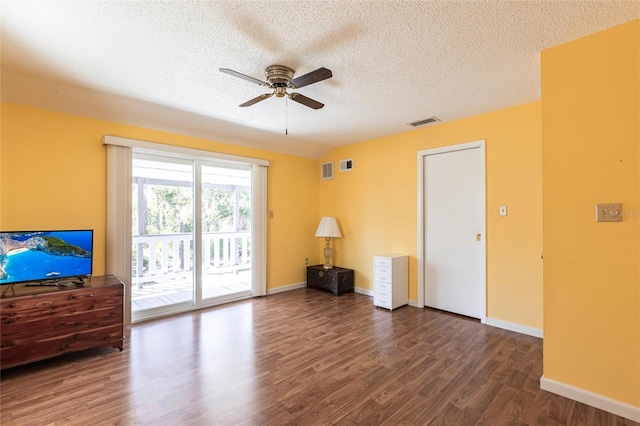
[0,275,124,369]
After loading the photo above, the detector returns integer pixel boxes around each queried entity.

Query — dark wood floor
[1,289,637,425]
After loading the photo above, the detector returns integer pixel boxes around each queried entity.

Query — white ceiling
[2,1,638,159]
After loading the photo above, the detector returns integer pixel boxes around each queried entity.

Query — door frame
[105,135,269,325]
[130,155,259,322]
[416,140,486,321]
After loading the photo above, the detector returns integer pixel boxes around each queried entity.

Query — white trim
[408,300,421,308]
[267,282,306,295]
[354,287,374,297]
[482,317,543,338]
[540,375,640,422]
[133,300,195,323]
[417,150,425,309]
[133,292,253,323]
[266,284,376,297]
[103,135,269,167]
[125,146,268,320]
[194,161,203,305]
[417,140,486,320]
[268,284,374,297]
[418,141,483,157]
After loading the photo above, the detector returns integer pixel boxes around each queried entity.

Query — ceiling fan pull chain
[285,95,288,135]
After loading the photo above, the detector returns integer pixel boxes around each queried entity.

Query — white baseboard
[408,300,421,308]
[270,284,373,297]
[540,375,640,422]
[354,287,373,296]
[482,317,543,338]
[267,282,306,295]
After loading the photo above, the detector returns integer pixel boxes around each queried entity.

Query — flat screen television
[0,230,93,285]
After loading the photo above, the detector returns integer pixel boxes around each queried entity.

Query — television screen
[0,230,93,285]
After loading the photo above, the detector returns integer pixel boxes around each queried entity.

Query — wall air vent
[339,159,354,172]
[408,116,441,127]
[321,161,334,180]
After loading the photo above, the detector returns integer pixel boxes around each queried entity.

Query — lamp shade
[315,217,342,238]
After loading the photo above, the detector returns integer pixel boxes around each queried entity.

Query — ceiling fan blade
[288,93,324,110]
[220,68,269,86]
[290,67,332,88]
[239,93,273,107]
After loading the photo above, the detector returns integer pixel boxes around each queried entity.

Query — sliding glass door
[200,164,252,302]
[131,155,195,319]
[131,154,253,321]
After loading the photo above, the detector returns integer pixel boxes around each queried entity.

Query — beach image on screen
[0,230,93,284]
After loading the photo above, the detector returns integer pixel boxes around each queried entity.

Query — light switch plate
[595,203,622,222]
[499,205,508,216]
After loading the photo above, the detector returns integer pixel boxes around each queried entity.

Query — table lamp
[315,216,342,269]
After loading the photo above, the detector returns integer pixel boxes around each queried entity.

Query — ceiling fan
[219,65,332,110]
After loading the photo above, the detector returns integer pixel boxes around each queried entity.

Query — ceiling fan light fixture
[274,85,287,97]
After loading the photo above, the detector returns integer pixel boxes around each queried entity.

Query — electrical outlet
[305,258,309,266]
[595,203,622,222]
[269,210,274,219]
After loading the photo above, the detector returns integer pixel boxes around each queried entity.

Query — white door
[423,144,485,319]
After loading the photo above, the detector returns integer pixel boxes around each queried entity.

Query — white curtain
[252,163,267,296]
[106,144,133,324]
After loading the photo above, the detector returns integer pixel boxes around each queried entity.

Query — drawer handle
[318,271,324,278]
[36,301,53,309]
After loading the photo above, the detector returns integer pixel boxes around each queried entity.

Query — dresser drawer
[373,295,391,309]
[374,257,391,268]
[2,286,122,321]
[373,287,391,298]
[374,265,391,282]
[374,280,391,292]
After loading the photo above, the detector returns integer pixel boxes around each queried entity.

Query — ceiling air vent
[408,116,441,127]
[321,161,334,180]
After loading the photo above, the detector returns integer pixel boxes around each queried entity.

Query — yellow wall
[0,102,3,230]
[318,101,543,330]
[0,102,320,290]
[2,19,638,414]
[542,20,639,406]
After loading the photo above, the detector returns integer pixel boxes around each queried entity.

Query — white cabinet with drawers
[373,254,408,310]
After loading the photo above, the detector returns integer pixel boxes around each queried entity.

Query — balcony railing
[132,231,250,288]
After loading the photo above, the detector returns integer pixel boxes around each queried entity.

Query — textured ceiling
[2,1,638,158]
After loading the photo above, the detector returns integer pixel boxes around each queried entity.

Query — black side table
[306,265,354,296]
